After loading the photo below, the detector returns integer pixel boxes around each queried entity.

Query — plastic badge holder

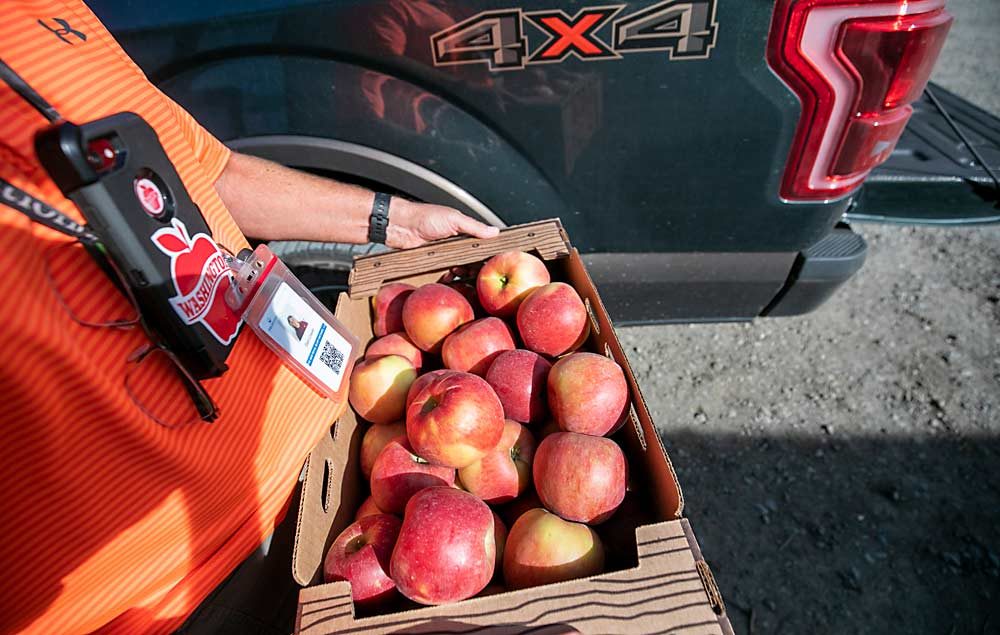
[226,244,359,400]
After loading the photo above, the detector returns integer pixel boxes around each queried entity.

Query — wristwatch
[368,192,391,244]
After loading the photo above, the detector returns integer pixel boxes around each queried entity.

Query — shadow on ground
[662,428,1000,635]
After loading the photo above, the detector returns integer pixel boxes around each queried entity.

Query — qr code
[319,341,345,374]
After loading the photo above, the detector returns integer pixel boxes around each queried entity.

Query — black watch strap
[368,192,391,244]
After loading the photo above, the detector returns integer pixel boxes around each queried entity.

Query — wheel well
[227,135,505,227]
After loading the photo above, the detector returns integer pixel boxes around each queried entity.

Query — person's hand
[386,199,499,249]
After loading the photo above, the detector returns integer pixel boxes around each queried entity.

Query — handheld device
[34,113,238,379]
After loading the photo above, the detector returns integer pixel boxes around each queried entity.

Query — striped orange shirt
[0,2,344,633]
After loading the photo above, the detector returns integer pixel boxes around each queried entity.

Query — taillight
[767,0,952,202]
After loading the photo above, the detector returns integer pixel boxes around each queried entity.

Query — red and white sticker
[151,218,241,345]
[134,177,165,218]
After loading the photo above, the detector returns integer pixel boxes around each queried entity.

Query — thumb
[453,213,500,239]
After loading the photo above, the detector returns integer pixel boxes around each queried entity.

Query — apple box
[292,220,734,634]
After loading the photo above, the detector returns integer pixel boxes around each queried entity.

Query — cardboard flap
[563,249,684,519]
[296,519,729,635]
[292,425,337,586]
[348,220,570,298]
[292,292,371,586]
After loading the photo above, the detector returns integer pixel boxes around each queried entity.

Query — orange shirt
[0,2,344,633]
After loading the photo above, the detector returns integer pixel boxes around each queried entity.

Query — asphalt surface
[618,1,1000,633]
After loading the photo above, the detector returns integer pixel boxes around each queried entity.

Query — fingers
[453,212,500,239]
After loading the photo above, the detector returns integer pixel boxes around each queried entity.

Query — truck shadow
[662,427,1000,635]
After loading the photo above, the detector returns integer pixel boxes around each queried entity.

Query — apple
[354,495,387,521]
[371,282,415,337]
[359,421,406,479]
[503,508,605,590]
[441,317,516,376]
[485,349,552,423]
[406,371,505,469]
[458,419,536,504]
[348,355,416,424]
[323,513,402,608]
[365,332,424,370]
[370,436,456,514]
[405,369,454,410]
[402,283,474,353]
[533,432,626,524]
[548,352,629,436]
[476,251,551,318]
[499,488,543,527]
[516,282,589,357]
[390,487,495,604]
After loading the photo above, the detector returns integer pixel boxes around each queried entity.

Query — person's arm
[214,152,498,249]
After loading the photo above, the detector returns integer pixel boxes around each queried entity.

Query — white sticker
[258,282,353,392]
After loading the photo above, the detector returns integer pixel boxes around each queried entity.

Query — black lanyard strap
[0,177,100,244]
[0,56,61,124]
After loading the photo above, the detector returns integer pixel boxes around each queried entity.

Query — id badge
[226,245,360,398]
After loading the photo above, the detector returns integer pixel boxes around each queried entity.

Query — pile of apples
[324,251,631,610]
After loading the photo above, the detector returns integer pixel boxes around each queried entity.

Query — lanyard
[0,56,99,242]
[0,177,100,244]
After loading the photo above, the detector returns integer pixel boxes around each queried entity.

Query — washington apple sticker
[151,218,240,345]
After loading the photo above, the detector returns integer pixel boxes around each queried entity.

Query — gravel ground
[619,2,1000,632]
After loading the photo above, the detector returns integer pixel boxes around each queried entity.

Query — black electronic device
[34,113,238,379]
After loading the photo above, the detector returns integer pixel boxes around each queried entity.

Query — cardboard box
[292,220,733,634]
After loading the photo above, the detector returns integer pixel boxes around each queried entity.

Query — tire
[267,240,389,271]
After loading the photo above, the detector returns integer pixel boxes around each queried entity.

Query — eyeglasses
[43,239,218,426]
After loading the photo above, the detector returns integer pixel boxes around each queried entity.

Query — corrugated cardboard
[292,220,733,635]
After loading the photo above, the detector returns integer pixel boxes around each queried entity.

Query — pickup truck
[89,0,1000,326]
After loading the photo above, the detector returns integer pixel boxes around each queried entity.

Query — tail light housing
[767,0,952,202]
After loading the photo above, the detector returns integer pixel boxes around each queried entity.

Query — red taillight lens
[767,0,952,202]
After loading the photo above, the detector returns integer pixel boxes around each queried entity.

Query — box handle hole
[320,458,333,513]
[585,297,600,336]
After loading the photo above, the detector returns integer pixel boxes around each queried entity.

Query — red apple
[323,513,402,608]
[370,436,456,514]
[371,282,414,337]
[441,317,516,376]
[402,283,474,353]
[477,251,551,318]
[349,355,416,424]
[458,420,536,504]
[390,487,495,604]
[533,432,626,524]
[406,371,505,469]
[548,352,629,436]
[516,283,589,357]
[405,369,454,409]
[503,508,605,590]
[485,349,552,423]
[359,421,406,479]
[365,332,424,370]
[354,496,387,521]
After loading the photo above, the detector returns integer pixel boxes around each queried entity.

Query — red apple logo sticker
[134,177,165,218]
[151,218,240,345]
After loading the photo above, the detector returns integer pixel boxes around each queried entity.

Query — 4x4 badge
[431,0,717,71]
